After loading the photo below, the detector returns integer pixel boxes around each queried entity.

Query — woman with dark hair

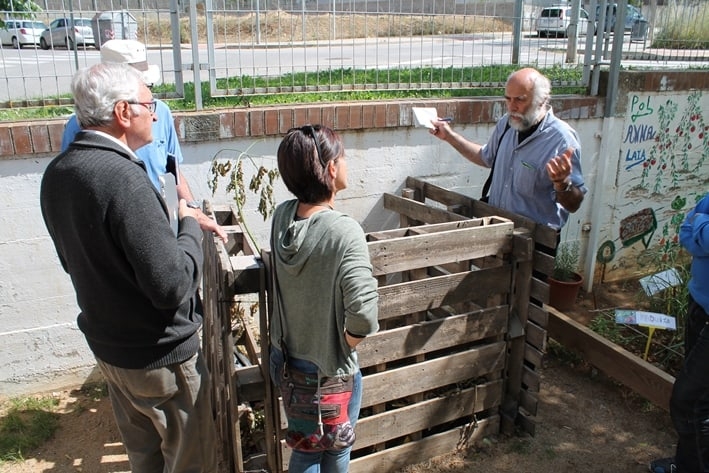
[269,124,379,473]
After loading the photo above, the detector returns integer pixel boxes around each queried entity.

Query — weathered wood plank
[361,342,507,407]
[525,320,547,352]
[519,388,539,417]
[377,266,512,320]
[546,305,675,411]
[403,176,559,249]
[349,417,500,473]
[524,343,545,371]
[501,233,535,434]
[383,193,468,224]
[522,365,541,393]
[358,307,508,368]
[528,303,549,327]
[534,249,556,278]
[355,380,504,448]
[404,176,474,209]
[517,411,537,436]
[531,276,549,304]
[367,219,513,276]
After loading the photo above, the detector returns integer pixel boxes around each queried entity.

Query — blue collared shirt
[61,99,183,191]
[481,108,587,230]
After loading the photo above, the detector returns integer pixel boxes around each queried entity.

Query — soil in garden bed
[566,278,684,377]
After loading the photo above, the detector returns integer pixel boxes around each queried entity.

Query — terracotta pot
[548,272,584,311]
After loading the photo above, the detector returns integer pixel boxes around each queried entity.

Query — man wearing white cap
[62,39,227,243]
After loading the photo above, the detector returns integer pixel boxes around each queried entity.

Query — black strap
[270,225,291,373]
[480,120,511,200]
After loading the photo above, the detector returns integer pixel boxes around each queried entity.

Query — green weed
[0,396,60,464]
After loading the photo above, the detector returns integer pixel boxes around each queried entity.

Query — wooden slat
[349,417,500,473]
[525,320,547,352]
[367,218,513,276]
[522,365,541,393]
[528,303,549,327]
[362,342,507,407]
[404,176,475,209]
[534,248,556,278]
[403,176,559,249]
[519,388,539,416]
[383,193,468,224]
[500,233,534,435]
[524,343,545,370]
[530,276,549,304]
[546,305,675,411]
[279,418,501,473]
[516,410,537,436]
[357,306,509,368]
[234,365,265,402]
[377,266,511,321]
[355,380,504,448]
[227,255,262,294]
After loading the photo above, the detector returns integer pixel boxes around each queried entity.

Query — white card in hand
[412,107,439,129]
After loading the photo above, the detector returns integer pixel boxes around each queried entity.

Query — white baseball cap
[100,39,161,86]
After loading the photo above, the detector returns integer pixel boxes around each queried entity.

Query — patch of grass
[1,65,586,120]
[652,3,709,49]
[546,339,584,367]
[0,396,60,464]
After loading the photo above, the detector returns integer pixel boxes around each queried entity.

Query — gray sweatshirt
[269,199,379,377]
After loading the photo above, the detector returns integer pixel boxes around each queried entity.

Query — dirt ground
[1,281,678,473]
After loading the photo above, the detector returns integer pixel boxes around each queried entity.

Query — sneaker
[649,457,678,473]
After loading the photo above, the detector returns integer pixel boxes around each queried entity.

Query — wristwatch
[186,200,201,209]
[555,180,573,193]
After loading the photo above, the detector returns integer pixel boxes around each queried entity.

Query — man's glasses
[127,99,157,114]
[294,125,328,168]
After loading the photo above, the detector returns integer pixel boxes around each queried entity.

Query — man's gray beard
[509,109,544,131]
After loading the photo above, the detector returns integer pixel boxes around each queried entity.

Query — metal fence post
[188,0,202,109]
[170,0,185,98]
[511,0,522,65]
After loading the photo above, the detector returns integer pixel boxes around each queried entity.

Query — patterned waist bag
[279,366,355,452]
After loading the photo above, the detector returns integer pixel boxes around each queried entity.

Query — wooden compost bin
[201,203,271,473]
[201,177,551,472]
[202,178,676,473]
[397,177,675,412]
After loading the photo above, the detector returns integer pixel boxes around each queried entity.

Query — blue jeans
[270,347,362,473]
[671,295,709,472]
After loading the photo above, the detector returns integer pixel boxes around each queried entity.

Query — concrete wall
[0,70,706,398]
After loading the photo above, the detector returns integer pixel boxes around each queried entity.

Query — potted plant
[548,240,584,310]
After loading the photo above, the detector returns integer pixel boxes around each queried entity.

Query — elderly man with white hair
[62,39,227,242]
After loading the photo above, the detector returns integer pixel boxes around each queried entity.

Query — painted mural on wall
[595,90,708,283]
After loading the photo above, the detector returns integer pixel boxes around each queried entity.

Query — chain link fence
[1,0,707,109]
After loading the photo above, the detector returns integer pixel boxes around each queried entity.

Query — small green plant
[553,240,580,281]
[0,396,60,464]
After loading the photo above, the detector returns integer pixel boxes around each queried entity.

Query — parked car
[596,3,647,32]
[0,19,47,49]
[536,6,594,38]
[40,17,95,50]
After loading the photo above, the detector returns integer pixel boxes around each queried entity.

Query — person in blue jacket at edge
[61,38,227,243]
[651,192,709,473]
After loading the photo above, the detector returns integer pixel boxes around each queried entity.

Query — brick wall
[0,96,603,159]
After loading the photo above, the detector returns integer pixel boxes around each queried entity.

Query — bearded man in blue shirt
[430,67,586,231]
